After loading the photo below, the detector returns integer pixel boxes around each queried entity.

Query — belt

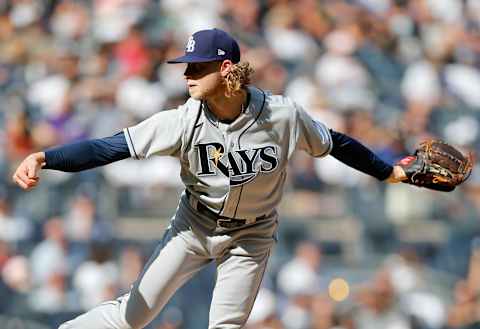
[185,190,266,229]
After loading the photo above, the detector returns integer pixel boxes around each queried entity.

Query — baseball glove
[396,140,473,192]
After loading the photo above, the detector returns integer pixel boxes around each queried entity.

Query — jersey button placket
[223,131,242,219]
[218,126,233,218]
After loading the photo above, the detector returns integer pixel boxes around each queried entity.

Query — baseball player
[13,28,407,329]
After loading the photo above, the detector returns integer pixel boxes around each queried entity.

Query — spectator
[354,270,411,329]
[0,194,33,250]
[245,288,283,329]
[29,217,68,286]
[277,241,323,329]
[72,241,119,310]
[1,255,32,315]
[117,245,143,294]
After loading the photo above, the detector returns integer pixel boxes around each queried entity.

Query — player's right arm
[12,132,130,190]
[13,104,189,190]
[12,151,44,190]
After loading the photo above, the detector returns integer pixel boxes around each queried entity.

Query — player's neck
[206,89,247,123]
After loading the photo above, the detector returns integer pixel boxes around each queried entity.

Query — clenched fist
[12,152,46,190]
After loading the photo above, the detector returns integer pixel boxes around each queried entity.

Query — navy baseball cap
[167,28,240,64]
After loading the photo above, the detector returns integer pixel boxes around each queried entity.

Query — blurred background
[1,0,480,328]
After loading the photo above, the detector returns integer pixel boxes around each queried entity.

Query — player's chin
[188,90,205,100]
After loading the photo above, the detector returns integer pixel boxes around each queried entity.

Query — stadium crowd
[1,0,480,328]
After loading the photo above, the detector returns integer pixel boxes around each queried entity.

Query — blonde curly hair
[224,62,254,97]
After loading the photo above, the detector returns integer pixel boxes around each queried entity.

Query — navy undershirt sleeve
[43,132,131,172]
[329,129,393,181]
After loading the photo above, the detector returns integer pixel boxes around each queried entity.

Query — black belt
[186,191,266,229]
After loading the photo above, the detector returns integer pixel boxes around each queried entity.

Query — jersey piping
[233,89,266,218]
[124,128,139,160]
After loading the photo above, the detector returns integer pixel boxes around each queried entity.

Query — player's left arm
[329,130,406,183]
[291,102,405,183]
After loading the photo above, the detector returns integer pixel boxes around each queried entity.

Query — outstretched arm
[329,129,406,183]
[12,132,130,190]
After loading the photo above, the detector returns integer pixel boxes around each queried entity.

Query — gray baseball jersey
[124,86,332,218]
[58,86,332,329]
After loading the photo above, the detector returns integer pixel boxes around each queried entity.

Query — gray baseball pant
[58,195,278,329]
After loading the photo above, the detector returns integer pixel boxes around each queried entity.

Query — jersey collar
[201,86,266,130]
[243,86,264,117]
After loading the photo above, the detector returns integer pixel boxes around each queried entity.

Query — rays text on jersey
[195,142,279,186]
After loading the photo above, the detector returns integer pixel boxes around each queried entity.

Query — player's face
[184,61,224,100]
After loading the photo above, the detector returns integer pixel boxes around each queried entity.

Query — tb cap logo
[167,28,241,64]
[186,36,195,52]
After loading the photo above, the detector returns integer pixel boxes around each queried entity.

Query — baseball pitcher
[13,29,469,329]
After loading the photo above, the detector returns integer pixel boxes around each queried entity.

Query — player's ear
[220,60,234,77]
